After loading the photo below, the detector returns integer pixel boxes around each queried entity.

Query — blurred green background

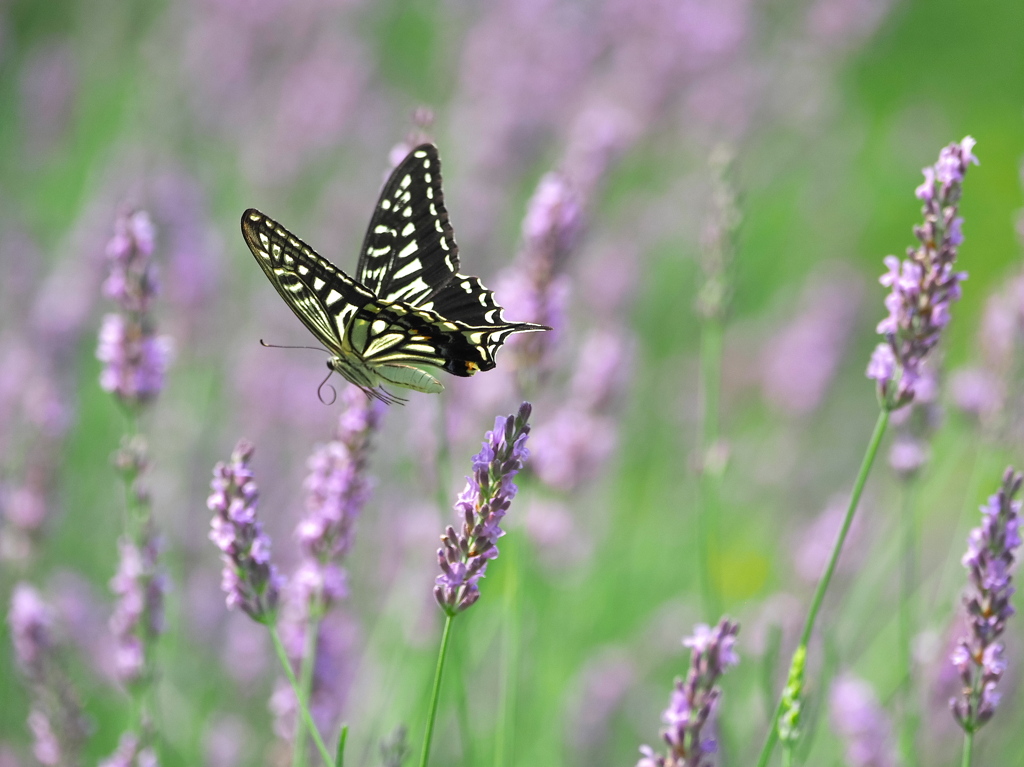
[1,0,1023,765]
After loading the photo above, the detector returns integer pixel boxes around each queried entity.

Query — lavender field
[2,1,1023,765]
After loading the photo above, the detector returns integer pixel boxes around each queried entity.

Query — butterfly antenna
[317,370,338,406]
[260,339,330,353]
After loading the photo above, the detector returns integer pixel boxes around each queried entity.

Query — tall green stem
[293,598,324,767]
[697,315,724,619]
[961,730,973,767]
[756,408,890,767]
[898,479,919,767]
[270,626,333,765]
[419,613,455,767]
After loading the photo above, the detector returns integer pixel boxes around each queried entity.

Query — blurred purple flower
[950,466,1023,732]
[96,209,172,408]
[289,385,383,619]
[761,267,862,416]
[208,440,283,623]
[435,403,532,614]
[99,732,159,767]
[529,329,631,491]
[109,528,166,686]
[9,583,54,676]
[949,367,1003,423]
[829,674,898,767]
[637,618,740,767]
[7,584,88,765]
[867,137,977,409]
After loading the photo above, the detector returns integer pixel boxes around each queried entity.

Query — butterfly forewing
[241,209,377,354]
[356,145,461,306]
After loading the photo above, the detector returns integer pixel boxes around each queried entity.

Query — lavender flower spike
[867,137,978,409]
[96,209,172,408]
[950,466,1023,732]
[637,618,740,767]
[434,402,532,614]
[208,440,283,623]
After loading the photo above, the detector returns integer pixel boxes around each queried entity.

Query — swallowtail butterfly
[241,144,547,404]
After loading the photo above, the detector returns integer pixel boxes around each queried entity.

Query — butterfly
[241,144,547,404]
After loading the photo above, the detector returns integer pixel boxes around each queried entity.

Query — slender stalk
[961,730,973,767]
[494,542,520,767]
[419,613,455,767]
[293,599,324,767]
[270,626,334,766]
[756,408,890,767]
[898,479,919,767]
[697,315,724,619]
[334,724,348,767]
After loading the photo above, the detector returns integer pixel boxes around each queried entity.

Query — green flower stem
[495,541,521,767]
[961,730,973,767]
[419,613,455,767]
[293,599,325,767]
[334,724,348,767]
[697,314,724,619]
[756,407,890,767]
[270,625,333,766]
[898,479,919,767]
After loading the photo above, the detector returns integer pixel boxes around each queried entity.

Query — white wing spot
[258,249,271,261]
[325,289,342,306]
[313,277,326,291]
[393,259,422,279]
[297,265,309,276]
[398,241,418,259]
[424,173,432,184]
[434,220,443,233]
[426,187,434,200]
[462,282,473,293]
[401,222,415,236]
[439,237,449,251]
[374,225,392,235]
[381,199,391,210]
[422,158,431,168]
[414,150,427,159]
[259,234,270,247]
[371,320,387,334]
[478,293,489,306]
[400,175,412,189]
[283,253,294,266]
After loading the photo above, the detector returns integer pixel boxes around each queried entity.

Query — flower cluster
[867,137,977,409]
[637,619,740,767]
[8,583,89,766]
[435,402,532,614]
[109,527,166,686]
[498,174,581,370]
[950,466,1023,732]
[208,440,283,623]
[293,385,383,610]
[96,209,172,408]
[829,674,898,767]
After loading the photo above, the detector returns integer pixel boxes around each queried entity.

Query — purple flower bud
[868,138,977,409]
[207,440,283,623]
[434,403,532,614]
[108,528,166,686]
[96,209,172,408]
[8,583,54,675]
[637,618,740,767]
[950,466,1023,732]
